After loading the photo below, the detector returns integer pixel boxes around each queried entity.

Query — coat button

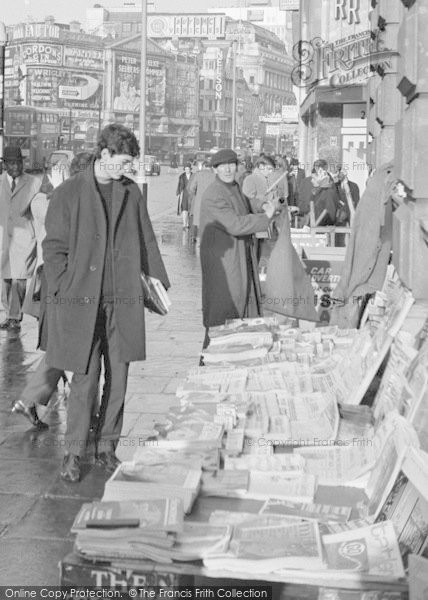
[90,265,97,271]
[95,234,101,240]
[84,297,90,303]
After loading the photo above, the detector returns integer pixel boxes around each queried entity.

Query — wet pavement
[0,178,204,585]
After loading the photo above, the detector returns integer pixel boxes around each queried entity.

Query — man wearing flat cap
[199,149,276,346]
[0,147,39,331]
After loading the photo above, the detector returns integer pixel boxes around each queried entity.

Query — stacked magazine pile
[103,462,201,514]
[73,498,184,562]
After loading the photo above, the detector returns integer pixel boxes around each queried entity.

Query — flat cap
[3,146,23,162]
[211,149,238,168]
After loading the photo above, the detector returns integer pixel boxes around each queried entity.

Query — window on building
[208,100,213,111]
[122,22,132,33]
[136,22,142,32]
[249,75,255,84]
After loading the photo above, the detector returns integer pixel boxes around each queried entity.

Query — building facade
[84,7,295,154]
[295,0,373,191]
[4,18,105,152]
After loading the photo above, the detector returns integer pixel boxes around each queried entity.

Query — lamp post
[231,40,237,150]
[0,21,7,165]
[136,0,148,189]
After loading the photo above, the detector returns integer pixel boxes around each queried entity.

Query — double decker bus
[4,106,61,171]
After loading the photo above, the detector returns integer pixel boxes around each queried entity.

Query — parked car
[144,155,161,176]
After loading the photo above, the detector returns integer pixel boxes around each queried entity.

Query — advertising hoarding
[113,54,166,115]
[148,15,225,39]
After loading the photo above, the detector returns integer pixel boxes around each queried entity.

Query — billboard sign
[279,0,300,9]
[147,15,225,39]
[21,42,62,66]
[63,47,104,71]
[113,53,166,114]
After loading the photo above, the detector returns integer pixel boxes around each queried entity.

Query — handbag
[140,272,169,316]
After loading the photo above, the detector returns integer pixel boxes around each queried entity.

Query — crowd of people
[0,128,362,485]
[176,152,361,244]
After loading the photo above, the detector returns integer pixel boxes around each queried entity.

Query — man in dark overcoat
[199,149,276,348]
[42,124,170,482]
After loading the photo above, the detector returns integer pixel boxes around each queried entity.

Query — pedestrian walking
[0,147,40,331]
[188,161,215,244]
[199,149,276,349]
[42,124,170,482]
[298,159,340,226]
[11,153,94,429]
[176,163,192,229]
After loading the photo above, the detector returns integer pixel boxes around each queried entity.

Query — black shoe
[8,319,21,331]
[61,454,81,482]
[11,400,48,429]
[95,449,121,474]
[0,319,12,330]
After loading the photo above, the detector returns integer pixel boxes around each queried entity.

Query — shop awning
[300,85,367,117]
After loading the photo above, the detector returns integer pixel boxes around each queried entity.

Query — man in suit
[0,146,40,331]
[287,158,306,208]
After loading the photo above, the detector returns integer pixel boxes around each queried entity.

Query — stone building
[4,18,105,152]
[367,0,428,299]
[295,0,372,192]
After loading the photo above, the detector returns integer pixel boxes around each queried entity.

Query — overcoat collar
[215,175,250,215]
[10,172,31,198]
[83,158,131,239]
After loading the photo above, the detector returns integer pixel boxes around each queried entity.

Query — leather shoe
[61,453,81,482]
[0,319,12,330]
[11,400,48,429]
[95,449,121,474]
[8,319,21,331]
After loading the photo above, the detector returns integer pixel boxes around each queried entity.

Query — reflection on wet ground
[0,215,203,585]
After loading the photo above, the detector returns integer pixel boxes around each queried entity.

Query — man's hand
[262,199,276,219]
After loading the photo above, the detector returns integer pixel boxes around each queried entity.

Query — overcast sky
[1,0,219,26]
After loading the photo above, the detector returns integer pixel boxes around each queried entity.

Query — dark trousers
[2,279,27,320]
[64,302,129,457]
[21,354,64,408]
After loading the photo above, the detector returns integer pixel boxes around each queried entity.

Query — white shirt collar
[6,173,20,189]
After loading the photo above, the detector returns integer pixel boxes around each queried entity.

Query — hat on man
[3,147,23,162]
[211,149,238,168]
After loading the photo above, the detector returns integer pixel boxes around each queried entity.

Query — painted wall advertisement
[4,43,103,109]
[113,54,166,114]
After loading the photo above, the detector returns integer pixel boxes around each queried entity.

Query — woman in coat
[12,154,92,428]
[176,162,193,229]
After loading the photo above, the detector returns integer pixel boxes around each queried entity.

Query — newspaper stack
[202,331,274,365]
[131,444,220,472]
[73,498,184,562]
[204,514,324,573]
[103,462,202,514]
[153,405,224,449]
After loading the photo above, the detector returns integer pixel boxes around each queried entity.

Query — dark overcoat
[199,176,270,328]
[42,162,170,374]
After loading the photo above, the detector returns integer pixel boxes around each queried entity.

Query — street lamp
[0,21,7,164]
[136,0,148,189]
